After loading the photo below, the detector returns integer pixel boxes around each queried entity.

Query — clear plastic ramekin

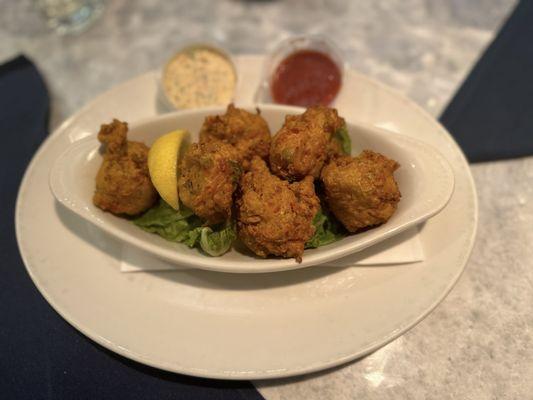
[254,34,347,105]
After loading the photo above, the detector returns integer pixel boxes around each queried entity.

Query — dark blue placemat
[0,55,265,400]
[440,0,533,162]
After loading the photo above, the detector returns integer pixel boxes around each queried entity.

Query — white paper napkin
[120,227,424,272]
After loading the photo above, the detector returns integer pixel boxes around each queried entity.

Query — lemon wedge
[148,129,189,210]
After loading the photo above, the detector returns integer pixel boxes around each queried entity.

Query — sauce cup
[254,35,347,105]
[159,43,238,111]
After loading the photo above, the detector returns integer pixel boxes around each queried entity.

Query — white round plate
[16,55,477,379]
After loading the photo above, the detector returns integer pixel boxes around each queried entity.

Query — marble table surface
[2,0,531,398]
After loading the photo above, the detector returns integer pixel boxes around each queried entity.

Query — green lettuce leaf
[133,200,202,244]
[198,223,236,256]
[133,200,235,256]
[334,125,351,155]
[305,208,346,249]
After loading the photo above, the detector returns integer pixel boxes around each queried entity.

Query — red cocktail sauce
[270,50,341,107]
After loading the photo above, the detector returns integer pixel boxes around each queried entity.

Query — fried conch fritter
[236,157,320,262]
[320,150,401,232]
[269,106,345,181]
[178,140,241,225]
[199,104,271,170]
[93,119,158,215]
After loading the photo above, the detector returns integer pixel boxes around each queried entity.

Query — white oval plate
[49,105,454,273]
[16,56,477,379]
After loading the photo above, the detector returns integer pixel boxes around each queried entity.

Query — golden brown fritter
[236,157,320,261]
[178,140,241,225]
[321,150,401,232]
[269,106,345,181]
[199,104,271,170]
[93,119,158,215]
[327,134,345,158]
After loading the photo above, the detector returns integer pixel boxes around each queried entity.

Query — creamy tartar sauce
[163,47,236,109]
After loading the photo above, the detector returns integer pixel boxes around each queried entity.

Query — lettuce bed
[134,201,236,256]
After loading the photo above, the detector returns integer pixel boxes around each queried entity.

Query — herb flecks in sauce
[163,48,236,109]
